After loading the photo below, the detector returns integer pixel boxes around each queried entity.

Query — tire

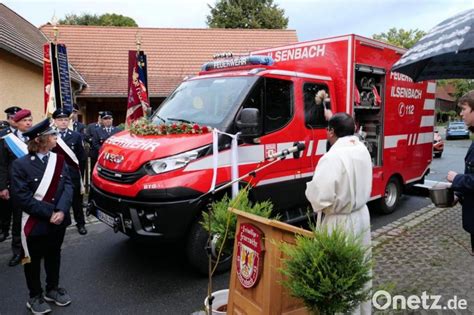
[434,152,442,158]
[375,177,402,214]
[186,218,232,275]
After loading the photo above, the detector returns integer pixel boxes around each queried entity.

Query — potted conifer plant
[279,225,372,315]
[200,188,276,314]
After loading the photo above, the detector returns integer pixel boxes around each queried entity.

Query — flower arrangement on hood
[129,117,211,136]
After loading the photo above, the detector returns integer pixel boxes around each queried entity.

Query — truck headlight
[145,149,202,175]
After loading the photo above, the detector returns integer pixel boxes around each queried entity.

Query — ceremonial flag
[126,50,150,126]
[43,42,74,116]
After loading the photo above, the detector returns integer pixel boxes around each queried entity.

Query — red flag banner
[43,43,53,114]
[126,50,150,126]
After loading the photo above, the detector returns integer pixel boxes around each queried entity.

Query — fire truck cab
[89,34,435,274]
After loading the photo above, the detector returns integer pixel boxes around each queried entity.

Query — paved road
[0,137,470,314]
[0,223,229,314]
[370,136,471,230]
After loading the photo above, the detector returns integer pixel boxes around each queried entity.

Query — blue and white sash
[2,133,27,158]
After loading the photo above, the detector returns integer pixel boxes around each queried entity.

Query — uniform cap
[100,111,113,119]
[4,106,22,117]
[12,109,32,122]
[23,118,57,140]
[52,108,71,119]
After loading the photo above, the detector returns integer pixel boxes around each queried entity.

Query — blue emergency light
[201,55,274,71]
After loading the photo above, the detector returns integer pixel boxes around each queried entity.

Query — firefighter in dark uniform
[85,111,102,180]
[0,119,10,242]
[90,111,119,178]
[4,106,22,133]
[11,118,73,314]
[0,109,32,266]
[448,90,474,255]
[52,108,87,235]
[71,104,85,138]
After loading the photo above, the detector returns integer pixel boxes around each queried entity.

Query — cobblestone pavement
[372,204,474,314]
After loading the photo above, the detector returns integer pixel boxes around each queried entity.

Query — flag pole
[136,33,141,54]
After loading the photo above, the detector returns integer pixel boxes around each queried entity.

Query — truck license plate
[97,210,116,227]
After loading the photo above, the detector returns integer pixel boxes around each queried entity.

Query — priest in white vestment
[305,113,373,315]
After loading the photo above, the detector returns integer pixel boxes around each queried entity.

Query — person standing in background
[71,104,85,137]
[0,109,33,266]
[4,106,22,133]
[52,108,87,235]
[90,111,118,178]
[447,90,474,256]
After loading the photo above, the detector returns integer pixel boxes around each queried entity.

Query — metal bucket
[429,183,454,208]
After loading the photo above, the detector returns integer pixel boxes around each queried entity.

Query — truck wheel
[186,219,232,275]
[376,177,402,214]
[434,152,442,158]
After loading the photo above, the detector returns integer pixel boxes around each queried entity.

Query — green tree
[59,12,138,27]
[207,0,288,29]
[372,28,426,49]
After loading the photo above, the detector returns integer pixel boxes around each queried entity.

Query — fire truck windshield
[152,76,257,128]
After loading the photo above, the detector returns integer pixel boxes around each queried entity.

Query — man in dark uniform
[85,111,102,182]
[0,120,11,242]
[90,111,119,178]
[0,109,33,266]
[52,108,87,235]
[85,111,102,145]
[448,90,474,255]
[11,118,73,314]
[4,106,22,133]
[71,104,85,136]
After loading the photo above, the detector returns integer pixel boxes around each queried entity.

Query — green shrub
[200,189,274,256]
[280,226,372,315]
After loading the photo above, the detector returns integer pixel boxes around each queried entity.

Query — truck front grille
[97,166,146,184]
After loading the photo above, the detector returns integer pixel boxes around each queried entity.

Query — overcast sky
[3,0,473,41]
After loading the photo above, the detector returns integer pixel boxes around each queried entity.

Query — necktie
[107,128,111,134]
[42,155,49,164]
[61,131,66,138]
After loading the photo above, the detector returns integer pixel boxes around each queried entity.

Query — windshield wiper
[167,117,193,124]
[155,115,166,123]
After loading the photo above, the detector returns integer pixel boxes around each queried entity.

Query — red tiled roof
[40,25,298,97]
[0,4,86,85]
[436,84,456,102]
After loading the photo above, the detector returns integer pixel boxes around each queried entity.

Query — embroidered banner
[56,44,73,113]
[43,43,73,115]
[126,50,150,126]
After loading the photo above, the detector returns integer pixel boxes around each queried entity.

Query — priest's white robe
[305,135,373,315]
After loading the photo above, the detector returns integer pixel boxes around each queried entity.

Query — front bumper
[89,183,205,239]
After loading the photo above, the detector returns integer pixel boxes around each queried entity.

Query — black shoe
[8,254,21,267]
[77,225,87,235]
[0,233,7,242]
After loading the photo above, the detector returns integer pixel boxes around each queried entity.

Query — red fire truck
[89,34,435,273]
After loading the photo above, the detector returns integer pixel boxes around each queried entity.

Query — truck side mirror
[236,108,261,140]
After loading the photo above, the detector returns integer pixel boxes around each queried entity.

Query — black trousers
[71,177,85,226]
[0,198,10,234]
[0,198,22,254]
[24,227,66,298]
[89,157,97,181]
